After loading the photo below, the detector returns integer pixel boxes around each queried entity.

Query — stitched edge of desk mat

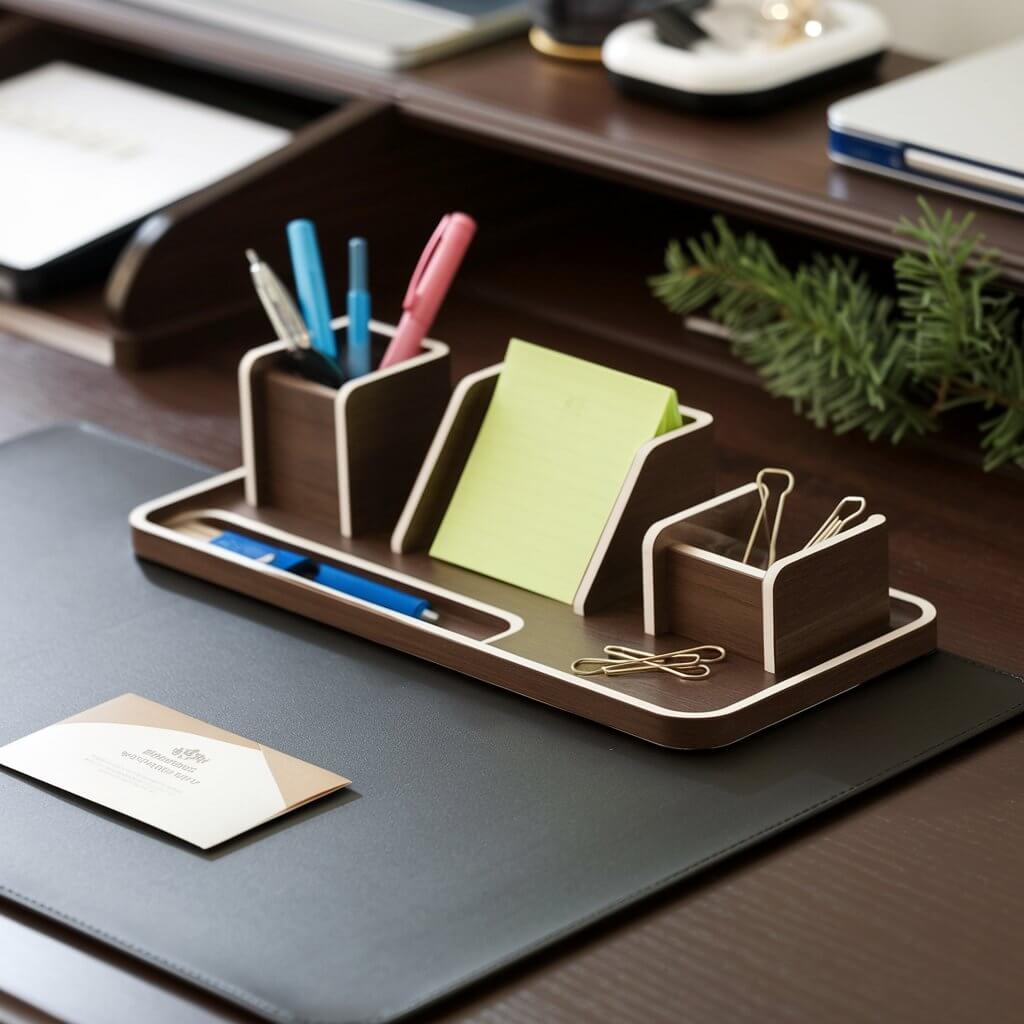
[1,423,1022,1024]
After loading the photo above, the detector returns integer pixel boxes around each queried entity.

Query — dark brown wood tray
[130,323,936,748]
[130,473,936,748]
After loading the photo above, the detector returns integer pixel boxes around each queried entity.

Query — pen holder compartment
[390,363,716,614]
[240,318,450,537]
[642,484,892,677]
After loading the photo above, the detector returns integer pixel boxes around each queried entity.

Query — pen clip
[403,214,451,310]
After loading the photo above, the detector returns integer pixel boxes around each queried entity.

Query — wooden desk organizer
[131,341,937,749]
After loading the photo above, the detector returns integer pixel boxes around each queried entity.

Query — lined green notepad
[429,340,683,603]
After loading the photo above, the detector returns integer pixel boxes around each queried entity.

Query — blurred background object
[528,0,638,59]
[869,0,1024,58]
[528,0,864,62]
[119,0,529,69]
[603,1,889,111]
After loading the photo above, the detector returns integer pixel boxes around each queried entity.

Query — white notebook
[0,62,290,272]
[120,0,527,70]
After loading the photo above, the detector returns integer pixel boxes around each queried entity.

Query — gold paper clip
[601,645,705,680]
[802,496,866,550]
[571,645,727,681]
[742,467,795,567]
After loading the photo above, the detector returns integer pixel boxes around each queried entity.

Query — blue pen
[205,529,439,622]
[346,237,372,378]
[286,219,340,363]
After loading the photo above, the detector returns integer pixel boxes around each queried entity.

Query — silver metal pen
[246,248,310,349]
[245,248,346,387]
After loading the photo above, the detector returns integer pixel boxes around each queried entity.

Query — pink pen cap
[379,212,477,369]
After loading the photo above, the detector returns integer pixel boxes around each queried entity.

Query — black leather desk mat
[1,424,1021,1024]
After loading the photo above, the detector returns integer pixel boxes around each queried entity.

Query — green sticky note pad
[429,340,683,603]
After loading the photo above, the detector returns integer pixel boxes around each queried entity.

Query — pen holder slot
[391,363,716,615]
[643,484,892,677]
[240,318,450,537]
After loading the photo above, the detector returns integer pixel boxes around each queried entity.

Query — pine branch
[649,219,933,444]
[650,203,1024,472]
[894,198,1024,469]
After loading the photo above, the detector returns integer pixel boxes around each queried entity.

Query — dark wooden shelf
[6,1,1024,286]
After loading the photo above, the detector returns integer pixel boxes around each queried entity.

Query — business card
[0,693,350,849]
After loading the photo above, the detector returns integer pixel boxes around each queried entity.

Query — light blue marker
[346,237,372,378]
[286,218,338,361]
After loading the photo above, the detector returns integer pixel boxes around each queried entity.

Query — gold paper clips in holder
[571,645,726,681]
[802,496,866,550]
[742,467,795,567]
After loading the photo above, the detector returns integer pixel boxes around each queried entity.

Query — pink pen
[379,212,477,369]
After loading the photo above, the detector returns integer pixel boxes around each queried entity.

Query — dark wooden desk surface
[2,299,1023,1021]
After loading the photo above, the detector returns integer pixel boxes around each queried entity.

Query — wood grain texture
[649,499,899,676]
[666,547,764,662]
[1,242,1024,1020]
[768,517,891,678]
[644,485,763,635]
[339,341,450,536]
[253,365,340,529]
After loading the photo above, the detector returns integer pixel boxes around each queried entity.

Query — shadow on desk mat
[0,423,1021,1024]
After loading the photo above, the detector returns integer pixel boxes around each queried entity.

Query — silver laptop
[119,0,527,69]
[828,37,1024,211]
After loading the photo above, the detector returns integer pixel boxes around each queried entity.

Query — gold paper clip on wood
[742,467,795,567]
[571,645,727,681]
[802,496,866,550]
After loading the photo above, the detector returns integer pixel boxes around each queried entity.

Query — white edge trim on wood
[238,339,289,507]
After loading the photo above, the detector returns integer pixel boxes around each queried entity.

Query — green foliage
[649,198,1024,470]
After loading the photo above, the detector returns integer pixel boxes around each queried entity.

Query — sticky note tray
[131,322,937,749]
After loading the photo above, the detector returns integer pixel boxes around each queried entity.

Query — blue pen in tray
[173,521,439,622]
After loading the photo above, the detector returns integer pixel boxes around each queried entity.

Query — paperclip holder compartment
[643,484,895,674]
[240,319,450,538]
